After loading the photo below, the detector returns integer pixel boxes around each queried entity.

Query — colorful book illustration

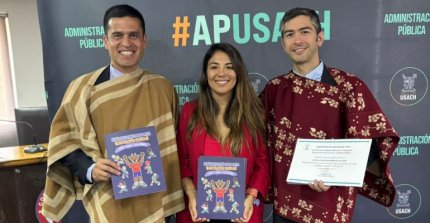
[197,156,246,220]
[105,126,166,200]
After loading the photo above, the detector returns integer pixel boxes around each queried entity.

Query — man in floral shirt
[260,7,399,223]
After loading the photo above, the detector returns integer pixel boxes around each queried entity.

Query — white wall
[0,0,46,108]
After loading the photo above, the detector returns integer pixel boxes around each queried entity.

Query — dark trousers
[273,213,297,223]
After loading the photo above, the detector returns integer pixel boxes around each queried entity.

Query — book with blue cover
[196,156,247,220]
[105,126,166,200]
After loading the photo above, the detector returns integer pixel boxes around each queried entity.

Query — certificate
[286,138,372,187]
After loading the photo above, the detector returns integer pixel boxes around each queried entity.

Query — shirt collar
[109,65,142,80]
[293,61,324,82]
[109,65,124,80]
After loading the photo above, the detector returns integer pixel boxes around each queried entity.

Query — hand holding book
[182,177,209,222]
[91,158,121,182]
[231,195,254,223]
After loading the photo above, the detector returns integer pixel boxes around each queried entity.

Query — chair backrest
[14,107,50,145]
[0,122,18,147]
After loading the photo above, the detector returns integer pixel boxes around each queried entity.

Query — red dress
[261,67,399,223]
[175,101,270,223]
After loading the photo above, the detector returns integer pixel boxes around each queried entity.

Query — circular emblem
[248,72,269,95]
[35,189,62,223]
[386,184,422,219]
[389,67,428,106]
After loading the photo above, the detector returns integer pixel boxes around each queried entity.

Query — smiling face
[281,15,324,73]
[103,16,146,73]
[206,51,237,101]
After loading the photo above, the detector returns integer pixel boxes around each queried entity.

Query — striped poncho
[42,67,184,223]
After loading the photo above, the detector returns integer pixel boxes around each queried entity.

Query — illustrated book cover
[196,156,247,220]
[105,126,166,200]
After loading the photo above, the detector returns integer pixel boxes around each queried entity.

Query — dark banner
[37,1,430,222]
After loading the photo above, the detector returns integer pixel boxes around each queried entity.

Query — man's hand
[91,158,121,182]
[308,179,331,192]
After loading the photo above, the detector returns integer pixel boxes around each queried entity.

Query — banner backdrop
[37,1,430,222]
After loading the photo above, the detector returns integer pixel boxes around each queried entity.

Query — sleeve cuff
[86,163,96,184]
[246,188,258,199]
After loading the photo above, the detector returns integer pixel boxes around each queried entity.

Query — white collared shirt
[293,61,324,82]
[109,65,124,80]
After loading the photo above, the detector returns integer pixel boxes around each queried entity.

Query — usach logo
[248,72,269,95]
[387,184,422,220]
[389,67,428,106]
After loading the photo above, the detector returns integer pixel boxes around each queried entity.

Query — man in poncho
[42,4,184,223]
[260,7,399,223]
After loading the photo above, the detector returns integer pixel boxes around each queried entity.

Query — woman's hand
[182,177,209,222]
[232,194,254,223]
[187,191,209,222]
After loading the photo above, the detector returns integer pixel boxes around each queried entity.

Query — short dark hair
[103,4,145,34]
[280,7,321,34]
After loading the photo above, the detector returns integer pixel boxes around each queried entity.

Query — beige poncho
[42,67,184,223]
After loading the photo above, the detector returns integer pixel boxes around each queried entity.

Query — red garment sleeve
[247,134,270,198]
[176,102,193,179]
[259,81,275,202]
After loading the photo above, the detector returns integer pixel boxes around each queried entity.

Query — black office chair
[0,122,19,147]
[14,107,50,145]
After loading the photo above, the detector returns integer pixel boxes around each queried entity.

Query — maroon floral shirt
[261,67,399,223]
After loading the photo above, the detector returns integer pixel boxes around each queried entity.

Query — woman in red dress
[176,43,270,223]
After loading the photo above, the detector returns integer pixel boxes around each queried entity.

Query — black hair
[103,4,145,34]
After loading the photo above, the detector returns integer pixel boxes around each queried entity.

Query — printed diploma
[287,138,372,187]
